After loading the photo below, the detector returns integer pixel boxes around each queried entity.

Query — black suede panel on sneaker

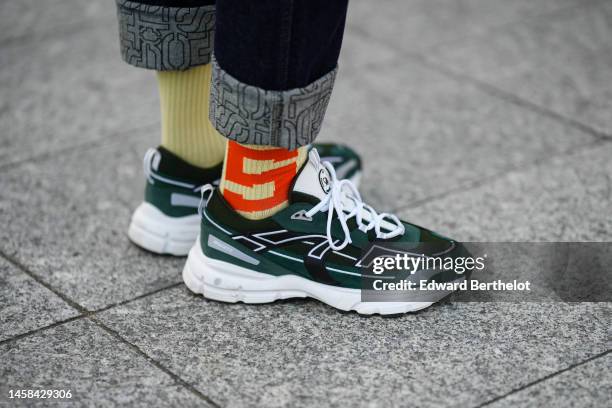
[156,146,222,185]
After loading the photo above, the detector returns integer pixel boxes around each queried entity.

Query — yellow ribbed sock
[157,64,225,168]
[220,141,308,220]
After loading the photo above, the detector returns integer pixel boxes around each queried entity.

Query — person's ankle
[220,142,307,220]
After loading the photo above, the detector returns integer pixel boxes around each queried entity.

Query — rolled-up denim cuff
[115,0,215,71]
[209,57,337,150]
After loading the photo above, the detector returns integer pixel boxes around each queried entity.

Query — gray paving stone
[0,16,158,168]
[0,318,205,407]
[0,132,185,311]
[340,26,397,72]
[489,352,612,407]
[98,286,610,408]
[431,1,612,136]
[347,0,588,54]
[398,142,612,241]
[0,257,78,342]
[0,2,609,407]
[0,0,112,44]
[318,57,595,211]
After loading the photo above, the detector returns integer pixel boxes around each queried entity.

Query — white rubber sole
[183,241,435,315]
[128,202,200,256]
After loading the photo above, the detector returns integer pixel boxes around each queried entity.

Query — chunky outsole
[128,202,200,256]
[183,241,438,315]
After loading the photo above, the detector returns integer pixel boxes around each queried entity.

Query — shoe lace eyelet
[291,210,313,222]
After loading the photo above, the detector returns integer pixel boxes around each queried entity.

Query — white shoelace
[304,162,405,251]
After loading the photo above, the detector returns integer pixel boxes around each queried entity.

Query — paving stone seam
[0,314,220,407]
[392,137,609,213]
[0,281,183,346]
[0,315,85,347]
[0,248,183,345]
[408,0,607,58]
[87,315,221,408]
[413,54,612,142]
[0,249,86,313]
[348,20,612,143]
[0,122,158,172]
[91,281,183,315]
[474,349,611,408]
[0,250,218,406]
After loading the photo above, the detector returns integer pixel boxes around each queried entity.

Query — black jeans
[116,0,348,148]
[216,0,347,91]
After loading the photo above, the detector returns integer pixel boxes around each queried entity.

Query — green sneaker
[183,149,469,315]
[128,144,362,256]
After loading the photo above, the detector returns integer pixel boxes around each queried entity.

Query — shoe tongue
[291,149,332,203]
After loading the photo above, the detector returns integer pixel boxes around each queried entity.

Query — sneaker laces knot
[304,162,405,251]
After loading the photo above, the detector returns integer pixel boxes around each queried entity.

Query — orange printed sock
[220,141,308,220]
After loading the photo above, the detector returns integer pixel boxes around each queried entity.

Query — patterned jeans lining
[116,0,215,71]
[209,57,337,150]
